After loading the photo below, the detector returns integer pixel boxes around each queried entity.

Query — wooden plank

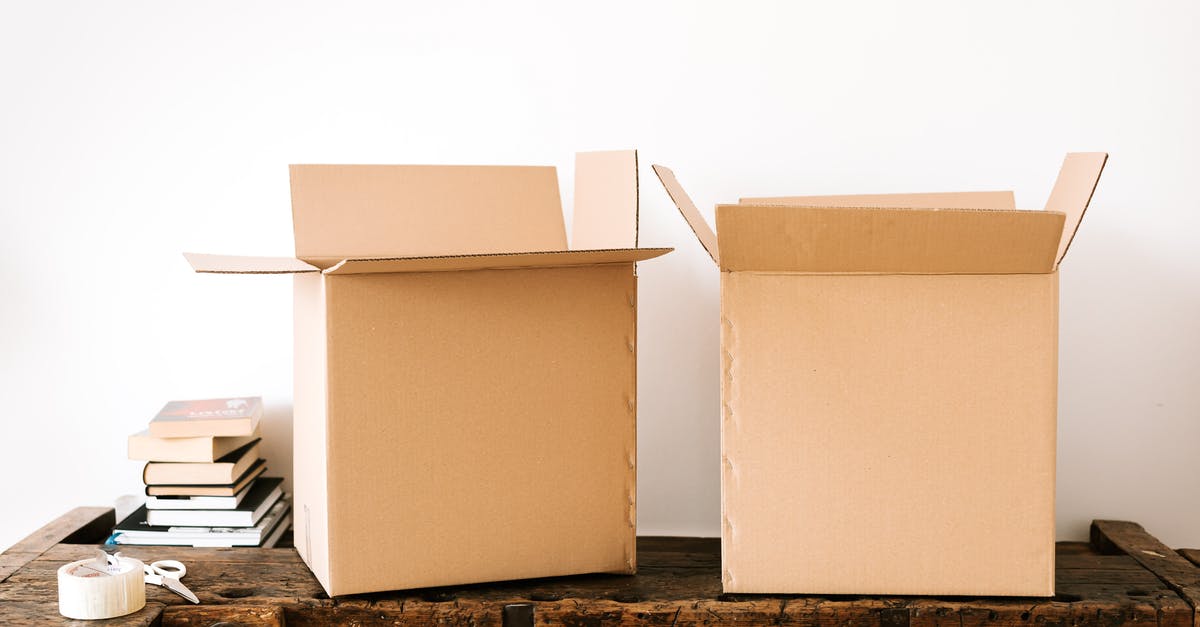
[0,507,114,584]
[162,605,283,626]
[1092,520,1200,625]
[0,601,164,627]
[2,519,1197,626]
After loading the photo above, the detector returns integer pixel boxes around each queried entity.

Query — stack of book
[110,396,291,548]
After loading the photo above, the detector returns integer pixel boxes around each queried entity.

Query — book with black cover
[146,478,283,527]
[146,480,254,510]
[109,498,291,547]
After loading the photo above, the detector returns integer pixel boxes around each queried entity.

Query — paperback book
[109,498,291,548]
[146,477,283,527]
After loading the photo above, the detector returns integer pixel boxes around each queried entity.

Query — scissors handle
[149,559,187,578]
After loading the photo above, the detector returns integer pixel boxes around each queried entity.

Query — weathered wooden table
[4,508,1200,626]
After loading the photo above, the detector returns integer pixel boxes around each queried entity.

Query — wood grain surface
[3,508,1199,626]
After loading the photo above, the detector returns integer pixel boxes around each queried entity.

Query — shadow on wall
[257,402,295,497]
[1057,218,1200,546]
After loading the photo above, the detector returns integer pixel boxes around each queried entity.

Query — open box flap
[651,165,719,265]
[322,247,672,275]
[184,252,319,274]
[1046,152,1107,267]
[289,164,567,260]
[739,190,1016,210]
[572,150,639,249]
[716,205,1065,274]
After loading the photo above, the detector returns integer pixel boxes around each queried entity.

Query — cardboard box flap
[1046,152,1107,266]
[739,190,1016,210]
[322,247,672,275]
[572,150,639,249]
[651,165,719,265]
[715,205,1065,274]
[289,164,567,260]
[184,252,319,274]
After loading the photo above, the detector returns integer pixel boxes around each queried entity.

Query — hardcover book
[142,440,261,486]
[128,428,261,463]
[148,397,263,438]
[144,459,266,497]
[146,478,283,527]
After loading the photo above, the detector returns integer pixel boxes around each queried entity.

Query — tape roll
[57,554,146,620]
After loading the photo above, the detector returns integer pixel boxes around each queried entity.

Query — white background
[2,1,1198,552]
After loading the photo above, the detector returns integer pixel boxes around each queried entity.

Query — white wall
[2,1,1198,552]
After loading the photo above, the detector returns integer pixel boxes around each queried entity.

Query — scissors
[143,559,199,604]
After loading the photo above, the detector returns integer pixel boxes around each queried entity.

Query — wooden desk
[3,508,1200,626]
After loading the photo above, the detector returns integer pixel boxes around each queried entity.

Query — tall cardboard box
[653,153,1107,596]
[186,150,670,595]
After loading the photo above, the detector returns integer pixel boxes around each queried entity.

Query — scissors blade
[161,577,200,604]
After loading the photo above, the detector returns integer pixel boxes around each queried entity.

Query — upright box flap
[651,165,719,265]
[572,150,639,249]
[739,190,1016,210]
[289,164,567,260]
[1046,152,1107,266]
[716,205,1065,274]
[184,252,319,274]
[322,248,672,275]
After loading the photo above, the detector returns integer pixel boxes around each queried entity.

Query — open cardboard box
[653,153,1107,596]
[186,150,670,595]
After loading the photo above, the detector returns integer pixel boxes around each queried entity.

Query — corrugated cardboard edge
[719,277,735,591]
[573,150,639,250]
[184,252,319,274]
[321,248,671,275]
[739,190,1017,210]
[626,271,639,574]
[1046,152,1108,266]
[651,165,719,265]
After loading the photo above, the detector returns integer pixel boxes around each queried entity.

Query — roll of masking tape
[57,552,146,620]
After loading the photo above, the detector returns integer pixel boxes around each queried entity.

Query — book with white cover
[109,499,290,548]
[128,428,261,463]
[142,440,261,485]
[146,478,282,527]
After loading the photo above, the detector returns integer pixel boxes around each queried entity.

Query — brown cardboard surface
[652,153,1103,596]
[184,252,319,274]
[291,274,331,593]
[289,164,567,259]
[721,272,1058,595]
[186,151,668,594]
[651,165,719,264]
[740,190,1016,209]
[715,204,1065,274]
[321,248,671,275]
[320,265,638,593]
[572,150,639,249]
[1046,152,1108,265]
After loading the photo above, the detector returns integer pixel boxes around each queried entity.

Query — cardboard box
[653,153,1107,596]
[185,150,670,595]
